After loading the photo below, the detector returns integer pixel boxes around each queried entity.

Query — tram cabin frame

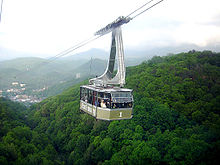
[80,85,133,120]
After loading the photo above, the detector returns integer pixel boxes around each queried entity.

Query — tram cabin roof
[80,85,132,93]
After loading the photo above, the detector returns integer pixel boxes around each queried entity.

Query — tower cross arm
[95,16,132,36]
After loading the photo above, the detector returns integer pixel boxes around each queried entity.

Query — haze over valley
[0,48,147,105]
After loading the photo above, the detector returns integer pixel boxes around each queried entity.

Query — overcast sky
[0,0,220,59]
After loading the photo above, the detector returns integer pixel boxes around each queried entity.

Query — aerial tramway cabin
[80,85,133,120]
[78,0,164,120]
[80,16,134,120]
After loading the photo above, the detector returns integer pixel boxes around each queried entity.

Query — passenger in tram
[106,101,110,108]
[95,100,99,107]
[114,103,119,108]
[98,99,101,107]
[111,102,132,109]
[112,103,116,109]
[117,103,121,108]
[101,100,106,108]
[85,96,88,103]
[122,103,125,108]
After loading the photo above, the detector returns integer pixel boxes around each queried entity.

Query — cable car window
[112,92,118,97]
[111,92,133,109]
[104,93,111,99]
[98,92,104,98]
[97,92,104,107]
[112,102,132,109]
[121,92,132,97]
[96,92,111,108]
[80,87,82,100]
[111,92,132,103]
[104,93,111,108]
[112,92,132,98]
[88,89,93,104]
[93,91,98,106]
[80,87,88,102]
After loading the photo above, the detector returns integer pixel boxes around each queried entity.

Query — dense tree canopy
[0,50,220,164]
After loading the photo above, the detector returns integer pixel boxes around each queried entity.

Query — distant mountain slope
[0,57,87,90]
[39,57,146,97]
[21,50,219,164]
[0,57,46,71]
[72,58,106,77]
[0,57,87,73]
[65,48,109,60]
[0,53,145,100]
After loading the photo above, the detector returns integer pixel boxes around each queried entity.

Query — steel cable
[126,0,155,18]
[131,0,164,19]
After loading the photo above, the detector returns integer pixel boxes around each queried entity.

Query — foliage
[0,50,220,164]
[0,98,27,137]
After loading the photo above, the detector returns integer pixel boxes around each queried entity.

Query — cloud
[0,0,220,58]
[205,14,220,27]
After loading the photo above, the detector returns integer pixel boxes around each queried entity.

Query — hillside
[0,57,87,89]
[32,58,107,98]
[0,57,105,104]
[0,98,27,137]
[0,97,62,164]
[0,54,144,102]
[0,50,219,164]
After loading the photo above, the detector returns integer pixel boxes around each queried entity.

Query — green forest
[0,50,220,164]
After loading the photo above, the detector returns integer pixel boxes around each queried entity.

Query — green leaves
[1,51,219,164]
